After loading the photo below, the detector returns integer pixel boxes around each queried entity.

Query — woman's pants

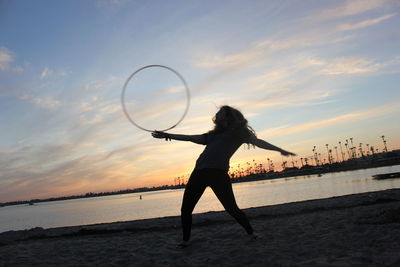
[181,168,253,241]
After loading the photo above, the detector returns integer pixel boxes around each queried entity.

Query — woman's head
[213,106,247,130]
[211,105,256,141]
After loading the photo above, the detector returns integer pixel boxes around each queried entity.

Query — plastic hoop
[121,65,190,132]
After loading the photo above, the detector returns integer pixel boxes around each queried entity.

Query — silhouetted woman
[152,105,295,247]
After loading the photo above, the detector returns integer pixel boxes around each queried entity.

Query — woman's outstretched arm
[249,135,296,156]
[151,131,206,145]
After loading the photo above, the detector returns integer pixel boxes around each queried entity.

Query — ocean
[1,165,399,233]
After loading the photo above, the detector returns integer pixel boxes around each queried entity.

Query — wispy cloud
[195,50,259,69]
[316,0,393,20]
[0,139,154,201]
[0,128,195,201]
[320,57,382,75]
[19,94,61,110]
[39,66,69,80]
[40,67,52,79]
[163,85,186,94]
[192,17,368,84]
[237,88,337,112]
[0,47,23,72]
[258,103,400,138]
[191,33,350,95]
[190,0,395,96]
[194,34,320,71]
[82,75,120,91]
[291,54,392,76]
[339,13,396,31]
[380,56,400,73]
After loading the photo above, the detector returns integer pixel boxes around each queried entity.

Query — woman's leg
[181,170,207,241]
[209,170,253,235]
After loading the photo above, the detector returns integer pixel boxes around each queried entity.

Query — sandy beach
[1,189,399,266]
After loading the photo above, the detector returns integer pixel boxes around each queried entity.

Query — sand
[1,189,399,266]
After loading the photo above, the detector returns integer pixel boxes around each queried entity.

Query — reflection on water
[1,165,399,233]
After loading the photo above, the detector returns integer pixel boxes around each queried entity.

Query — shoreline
[1,189,399,266]
[1,188,399,241]
[2,161,399,208]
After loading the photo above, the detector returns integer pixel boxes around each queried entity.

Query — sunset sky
[1,0,399,202]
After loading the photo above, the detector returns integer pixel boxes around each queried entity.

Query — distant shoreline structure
[1,149,400,208]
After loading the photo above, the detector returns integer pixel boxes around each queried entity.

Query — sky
[1,0,400,202]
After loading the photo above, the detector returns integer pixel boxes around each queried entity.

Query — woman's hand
[151,131,171,141]
[280,150,296,157]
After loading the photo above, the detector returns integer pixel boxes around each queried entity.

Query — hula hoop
[121,65,190,132]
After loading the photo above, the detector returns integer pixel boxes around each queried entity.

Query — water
[1,166,399,233]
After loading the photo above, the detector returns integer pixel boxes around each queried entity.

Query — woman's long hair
[210,105,256,144]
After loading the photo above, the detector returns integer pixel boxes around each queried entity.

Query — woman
[152,106,295,247]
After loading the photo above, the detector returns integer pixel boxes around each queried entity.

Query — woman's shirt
[194,130,252,171]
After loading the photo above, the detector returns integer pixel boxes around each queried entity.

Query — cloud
[191,1,394,94]
[258,102,400,138]
[40,67,52,79]
[192,36,329,94]
[62,75,123,124]
[163,85,186,94]
[254,36,318,51]
[195,50,259,69]
[0,47,23,72]
[316,0,392,20]
[238,88,337,111]
[379,56,400,73]
[246,70,289,92]
[306,53,400,76]
[19,94,61,110]
[40,66,70,79]
[194,34,324,71]
[193,22,361,79]
[83,75,119,91]
[0,47,13,70]
[339,13,396,31]
[292,55,388,75]
[32,97,61,110]
[320,57,381,75]
[0,128,184,202]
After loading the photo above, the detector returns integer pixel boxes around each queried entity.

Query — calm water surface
[1,165,399,233]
